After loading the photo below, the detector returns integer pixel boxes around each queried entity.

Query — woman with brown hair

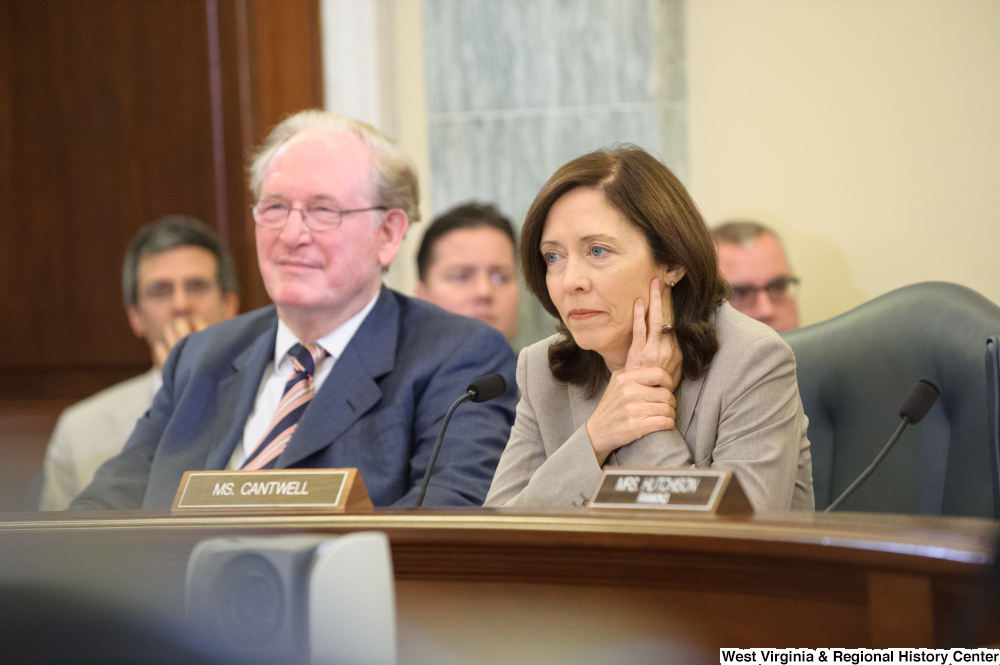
[484,146,813,511]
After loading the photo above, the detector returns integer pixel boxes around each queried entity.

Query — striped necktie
[241,342,328,470]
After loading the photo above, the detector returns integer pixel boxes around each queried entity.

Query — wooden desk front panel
[0,510,995,659]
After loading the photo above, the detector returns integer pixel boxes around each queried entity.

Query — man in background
[415,203,520,342]
[39,216,239,510]
[712,220,800,332]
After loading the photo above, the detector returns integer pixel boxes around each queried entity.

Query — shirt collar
[273,290,380,369]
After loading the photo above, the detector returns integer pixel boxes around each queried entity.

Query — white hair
[248,109,420,224]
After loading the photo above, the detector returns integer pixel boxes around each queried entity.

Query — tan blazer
[40,370,155,511]
[485,303,814,512]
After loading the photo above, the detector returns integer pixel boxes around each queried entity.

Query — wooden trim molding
[0,0,323,402]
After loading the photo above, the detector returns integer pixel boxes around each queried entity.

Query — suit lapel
[569,383,601,431]
[677,373,705,439]
[203,320,279,469]
[276,288,398,468]
[678,308,717,438]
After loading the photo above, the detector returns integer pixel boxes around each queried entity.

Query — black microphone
[413,373,508,507]
[898,378,941,424]
[467,373,508,403]
[825,378,941,512]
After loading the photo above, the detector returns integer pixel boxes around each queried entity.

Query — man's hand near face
[151,316,210,370]
[126,245,240,370]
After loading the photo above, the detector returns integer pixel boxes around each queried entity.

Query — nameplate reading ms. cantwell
[171,469,373,515]
[587,468,753,515]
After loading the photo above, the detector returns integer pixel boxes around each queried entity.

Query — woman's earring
[669,281,675,287]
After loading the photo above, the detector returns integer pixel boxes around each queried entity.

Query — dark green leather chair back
[781,282,1000,516]
[988,335,1000,510]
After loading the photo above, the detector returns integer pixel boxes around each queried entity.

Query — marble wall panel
[424,0,686,349]
[425,0,660,112]
[428,106,668,221]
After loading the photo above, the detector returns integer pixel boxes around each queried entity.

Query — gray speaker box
[185,532,395,665]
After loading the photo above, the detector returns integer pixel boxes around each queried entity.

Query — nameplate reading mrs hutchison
[171,469,373,515]
[587,468,753,515]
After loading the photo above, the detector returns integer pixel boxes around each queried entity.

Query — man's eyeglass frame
[729,276,801,306]
[251,202,389,231]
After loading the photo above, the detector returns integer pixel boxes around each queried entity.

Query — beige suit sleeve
[611,428,694,469]
[485,348,604,508]
[39,415,83,511]
[707,333,809,512]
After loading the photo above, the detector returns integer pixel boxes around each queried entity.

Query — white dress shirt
[228,293,379,468]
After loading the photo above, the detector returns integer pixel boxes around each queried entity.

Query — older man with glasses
[71,110,515,511]
[712,220,800,333]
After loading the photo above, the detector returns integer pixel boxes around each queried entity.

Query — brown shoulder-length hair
[521,145,730,398]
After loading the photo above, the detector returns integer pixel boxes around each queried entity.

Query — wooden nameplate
[170,468,373,515]
[587,467,753,515]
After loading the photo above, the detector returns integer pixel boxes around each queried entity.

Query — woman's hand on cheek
[624,278,683,391]
[586,278,684,466]
[586,368,677,465]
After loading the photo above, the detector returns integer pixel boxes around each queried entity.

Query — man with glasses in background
[72,110,516,511]
[713,221,800,333]
[40,216,239,510]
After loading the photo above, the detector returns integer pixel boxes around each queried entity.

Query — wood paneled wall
[0,0,323,400]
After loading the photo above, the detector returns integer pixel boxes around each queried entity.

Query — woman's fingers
[624,298,648,372]
[624,395,676,420]
[632,415,676,439]
[610,377,676,421]
[626,277,683,376]
[587,368,679,461]
[619,393,677,437]
[664,330,683,390]
[613,378,673,401]
[648,278,663,340]
[630,297,646,351]
[617,366,672,388]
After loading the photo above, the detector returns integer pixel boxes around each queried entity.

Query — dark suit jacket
[71,288,517,509]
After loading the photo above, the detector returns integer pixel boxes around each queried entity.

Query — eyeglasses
[251,202,388,231]
[142,277,218,302]
[729,276,800,309]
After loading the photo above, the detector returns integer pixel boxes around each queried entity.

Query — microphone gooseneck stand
[824,378,941,513]
[413,373,508,508]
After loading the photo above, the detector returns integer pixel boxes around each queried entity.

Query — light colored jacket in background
[40,370,154,511]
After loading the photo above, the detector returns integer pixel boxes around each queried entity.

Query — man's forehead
[431,228,516,264]
[717,234,792,281]
[137,245,219,281]
[436,226,515,251]
[259,130,373,205]
[270,129,371,175]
